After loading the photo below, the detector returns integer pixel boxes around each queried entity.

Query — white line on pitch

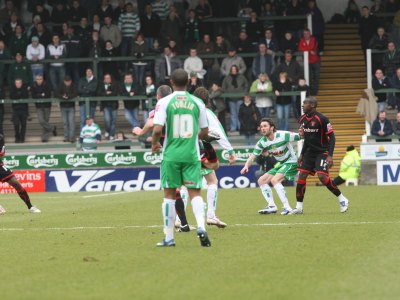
[82,192,131,198]
[1,221,400,232]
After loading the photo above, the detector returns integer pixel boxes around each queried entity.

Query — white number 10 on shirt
[173,114,194,138]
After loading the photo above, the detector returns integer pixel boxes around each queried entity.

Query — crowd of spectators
[0,0,327,143]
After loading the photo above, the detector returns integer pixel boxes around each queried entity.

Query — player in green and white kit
[193,87,235,228]
[241,118,301,215]
[152,69,211,247]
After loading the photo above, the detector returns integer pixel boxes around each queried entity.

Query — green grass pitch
[1,186,400,300]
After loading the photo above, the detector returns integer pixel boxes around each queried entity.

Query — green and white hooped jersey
[253,131,300,164]
[153,91,207,162]
[206,108,233,153]
[80,123,101,150]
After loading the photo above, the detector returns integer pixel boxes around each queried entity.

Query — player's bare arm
[240,154,256,174]
[229,154,236,165]
[151,124,163,153]
[133,118,154,136]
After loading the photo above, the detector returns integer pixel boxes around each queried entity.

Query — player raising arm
[290,96,349,214]
[241,118,300,215]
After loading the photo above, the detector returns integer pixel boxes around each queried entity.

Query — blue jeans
[103,106,117,138]
[124,107,140,127]
[229,99,242,131]
[79,103,97,130]
[276,103,291,131]
[133,64,147,85]
[257,106,271,118]
[49,65,65,91]
[61,107,75,140]
[31,64,44,81]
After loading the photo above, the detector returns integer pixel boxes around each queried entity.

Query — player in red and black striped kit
[290,97,349,214]
[0,134,41,215]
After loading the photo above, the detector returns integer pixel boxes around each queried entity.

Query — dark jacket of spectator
[382,49,400,77]
[120,81,140,110]
[274,79,292,105]
[393,119,400,135]
[58,82,77,108]
[97,80,120,110]
[10,82,29,110]
[61,33,82,58]
[95,3,114,21]
[371,118,393,136]
[8,59,33,86]
[359,13,377,50]
[140,12,161,39]
[8,33,29,57]
[238,100,261,135]
[372,76,391,103]
[68,4,88,23]
[31,79,52,108]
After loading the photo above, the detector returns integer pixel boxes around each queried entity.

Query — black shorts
[0,164,14,182]
[298,151,329,176]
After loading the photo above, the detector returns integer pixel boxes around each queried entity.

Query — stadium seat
[345,178,358,186]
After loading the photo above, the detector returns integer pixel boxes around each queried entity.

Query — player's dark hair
[193,87,209,105]
[157,85,172,98]
[171,69,188,88]
[304,96,318,108]
[260,118,276,132]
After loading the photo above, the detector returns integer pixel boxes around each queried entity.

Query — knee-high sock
[191,196,206,230]
[322,176,341,197]
[260,184,276,207]
[207,184,218,218]
[175,189,188,226]
[296,179,306,208]
[17,188,32,209]
[180,186,189,210]
[273,183,291,209]
[162,199,176,241]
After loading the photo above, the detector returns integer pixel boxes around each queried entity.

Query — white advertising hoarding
[361,144,400,160]
[377,161,400,185]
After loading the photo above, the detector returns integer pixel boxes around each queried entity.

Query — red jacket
[298,36,321,64]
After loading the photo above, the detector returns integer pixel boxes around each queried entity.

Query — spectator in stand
[160,6,184,49]
[305,0,325,53]
[68,0,88,24]
[88,30,102,61]
[0,41,11,86]
[8,53,33,87]
[239,94,261,146]
[390,67,400,111]
[261,2,276,29]
[279,31,298,54]
[393,112,400,135]
[298,28,320,95]
[31,74,56,143]
[259,29,279,54]
[8,24,28,58]
[245,11,264,47]
[120,72,140,128]
[222,65,249,132]
[80,116,101,151]
[0,1,19,22]
[114,0,126,25]
[92,14,102,32]
[382,41,400,78]
[118,2,140,69]
[131,33,149,86]
[196,33,215,85]
[344,0,360,24]
[75,17,93,58]
[143,75,156,121]
[372,68,391,112]
[51,2,69,36]
[187,72,203,94]
[184,48,206,80]
[295,77,310,117]
[26,36,45,82]
[195,0,213,37]
[369,27,389,72]
[100,16,122,50]
[2,13,22,44]
[370,0,384,14]
[184,9,200,50]
[140,4,162,50]
[30,22,52,48]
[154,46,182,85]
[58,75,77,143]
[153,0,169,21]
[250,72,273,118]
[101,40,120,80]
[285,0,305,40]
[235,31,254,74]
[61,25,82,84]
[46,34,66,91]
[97,73,120,140]
[78,67,98,130]
[252,43,275,79]
[274,72,292,131]
[371,111,393,138]
[26,15,42,40]
[215,34,231,65]
[95,0,114,21]
[32,2,50,24]
[10,79,29,143]
[221,46,247,78]
[209,81,226,131]
[359,6,377,56]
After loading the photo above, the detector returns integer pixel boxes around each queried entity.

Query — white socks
[180,186,189,210]
[162,198,176,241]
[338,193,348,203]
[207,184,218,218]
[296,201,303,209]
[260,184,276,207]
[191,196,206,230]
[273,183,291,209]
